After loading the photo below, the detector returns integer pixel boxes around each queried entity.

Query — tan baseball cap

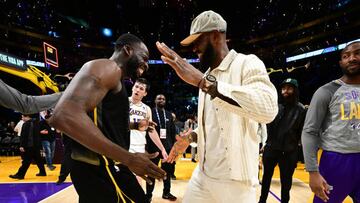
[180,10,227,46]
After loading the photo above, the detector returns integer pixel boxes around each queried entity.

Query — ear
[123,45,133,56]
[144,91,147,97]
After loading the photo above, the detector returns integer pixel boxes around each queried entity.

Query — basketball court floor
[0,155,354,203]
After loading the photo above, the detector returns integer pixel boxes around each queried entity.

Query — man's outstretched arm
[48,60,166,181]
[0,79,62,113]
[156,42,278,124]
[166,129,197,163]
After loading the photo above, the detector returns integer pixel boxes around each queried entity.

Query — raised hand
[156,41,203,87]
[148,120,157,127]
[147,120,157,133]
[138,119,150,131]
[127,152,166,185]
[166,129,192,163]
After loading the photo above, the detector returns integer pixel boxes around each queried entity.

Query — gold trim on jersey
[94,108,134,203]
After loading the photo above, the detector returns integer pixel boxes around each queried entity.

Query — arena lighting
[148,58,199,65]
[335,0,352,8]
[101,28,113,37]
[286,38,360,62]
[26,60,45,67]
[0,51,26,70]
[48,31,60,38]
[110,40,200,64]
[0,52,45,69]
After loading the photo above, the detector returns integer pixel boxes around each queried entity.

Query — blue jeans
[42,140,55,167]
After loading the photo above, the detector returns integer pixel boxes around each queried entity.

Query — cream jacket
[195,50,278,183]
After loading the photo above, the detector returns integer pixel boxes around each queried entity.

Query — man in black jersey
[49,34,166,203]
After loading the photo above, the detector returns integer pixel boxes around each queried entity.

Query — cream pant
[183,166,257,203]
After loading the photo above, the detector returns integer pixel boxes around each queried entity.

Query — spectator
[9,114,46,179]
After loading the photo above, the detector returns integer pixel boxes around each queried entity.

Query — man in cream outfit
[156,10,278,202]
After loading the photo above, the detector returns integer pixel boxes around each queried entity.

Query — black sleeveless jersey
[71,82,130,165]
[95,83,130,149]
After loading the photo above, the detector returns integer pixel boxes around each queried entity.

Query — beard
[341,63,360,77]
[199,42,216,72]
[156,102,165,108]
[282,89,298,105]
[283,95,295,104]
[126,55,140,81]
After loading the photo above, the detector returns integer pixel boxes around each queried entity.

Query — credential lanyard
[155,108,166,129]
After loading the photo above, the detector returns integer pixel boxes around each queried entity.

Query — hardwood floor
[0,156,354,203]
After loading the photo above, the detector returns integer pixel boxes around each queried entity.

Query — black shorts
[71,157,145,203]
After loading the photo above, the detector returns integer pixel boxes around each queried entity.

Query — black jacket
[266,103,306,151]
[39,119,56,142]
[20,118,41,148]
[146,108,176,156]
